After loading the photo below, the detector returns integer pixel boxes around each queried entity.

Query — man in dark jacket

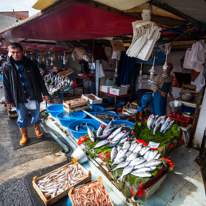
[3,43,50,146]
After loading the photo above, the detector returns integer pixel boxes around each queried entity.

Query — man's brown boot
[138,112,143,120]
[34,124,43,138]
[19,127,28,146]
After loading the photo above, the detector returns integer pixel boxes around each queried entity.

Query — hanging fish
[87,126,95,142]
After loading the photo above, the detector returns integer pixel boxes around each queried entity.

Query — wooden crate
[68,176,114,206]
[63,98,89,113]
[32,159,91,206]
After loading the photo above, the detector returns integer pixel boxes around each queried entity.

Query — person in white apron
[3,43,50,146]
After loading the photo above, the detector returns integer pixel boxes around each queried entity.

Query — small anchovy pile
[37,163,88,199]
[147,115,175,135]
[95,113,118,121]
[110,140,162,181]
[71,181,113,206]
[86,120,132,150]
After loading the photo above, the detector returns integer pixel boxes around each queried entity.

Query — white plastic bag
[183,48,195,69]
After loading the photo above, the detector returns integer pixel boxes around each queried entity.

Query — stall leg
[114,97,117,109]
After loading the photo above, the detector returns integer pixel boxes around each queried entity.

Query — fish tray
[32,159,91,206]
[81,93,103,105]
[68,176,114,206]
[63,98,90,113]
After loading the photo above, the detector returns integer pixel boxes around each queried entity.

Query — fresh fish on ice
[153,123,161,135]
[129,157,146,166]
[111,156,126,166]
[110,147,118,162]
[93,139,110,149]
[87,126,95,142]
[133,143,143,153]
[118,165,134,182]
[111,161,130,171]
[139,146,150,156]
[131,171,152,178]
[145,159,162,167]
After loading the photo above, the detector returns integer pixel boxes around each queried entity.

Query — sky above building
[0,0,39,17]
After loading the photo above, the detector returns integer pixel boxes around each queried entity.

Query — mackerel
[107,127,122,140]
[112,130,127,142]
[92,139,109,149]
[87,126,95,142]
[97,124,105,137]
[103,120,112,134]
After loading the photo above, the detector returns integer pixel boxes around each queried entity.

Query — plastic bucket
[85,104,105,113]
[93,111,120,121]
[56,111,87,127]
[67,119,101,139]
[46,104,65,118]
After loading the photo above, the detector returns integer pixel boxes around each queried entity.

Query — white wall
[194,88,206,147]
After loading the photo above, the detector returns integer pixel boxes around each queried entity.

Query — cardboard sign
[110,40,125,51]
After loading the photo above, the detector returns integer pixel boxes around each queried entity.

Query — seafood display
[147,115,175,135]
[65,98,89,106]
[110,139,162,180]
[36,162,88,199]
[70,179,113,206]
[95,113,118,121]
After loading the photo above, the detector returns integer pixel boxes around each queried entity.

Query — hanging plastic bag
[183,48,195,69]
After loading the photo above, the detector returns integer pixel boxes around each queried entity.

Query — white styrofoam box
[100,85,113,93]
[121,84,130,91]
[81,93,102,104]
[109,87,127,96]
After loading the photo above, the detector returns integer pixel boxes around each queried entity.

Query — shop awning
[0,1,136,42]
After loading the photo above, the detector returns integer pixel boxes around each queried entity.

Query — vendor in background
[152,63,173,116]
[125,89,154,119]
[190,63,205,92]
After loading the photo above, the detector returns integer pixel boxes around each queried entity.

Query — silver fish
[126,152,139,162]
[153,123,161,136]
[129,141,138,151]
[112,130,127,142]
[155,116,162,126]
[144,150,151,160]
[117,145,122,152]
[144,159,162,167]
[125,150,132,157]
[118,165,134,182]
[119,135,130,144]
[160,115,166,125]
[111,161,130,171]
[148,116,155,130]
[163,120,175,134]
[147,114,154,127]
[111,156,126,166]
[139,146,150,156]
[122,141,131,151]
[87,126,95,142]
[129,157,146,166]
[151,115,158,128]
[115,149,128,160]
[135,166,156,173]
[97,124,105,137]
[154,153,161,160]
[93,139,109,149]
[134,162,147,169]
[160,118,171,133]
[147,150,159,162]
[110,147,118,162]
[107,127,122,140]
[103,120,112,133]
[131,171,152,177]
[133,143,143,153]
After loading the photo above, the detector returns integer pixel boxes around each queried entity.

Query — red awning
[0,1,136,41]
